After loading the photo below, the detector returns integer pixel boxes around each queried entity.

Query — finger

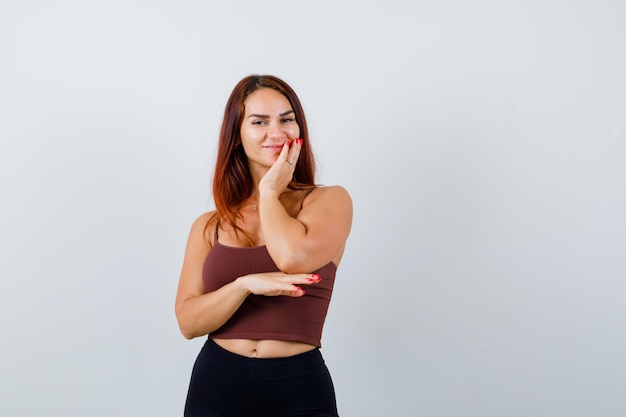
[281,138,297,167]
[286,274,322,285]
[291,286,306,296]
[283,290,305,297]
[258,284,304,297]
[278,139,292,162]
[302,273,322,284]
[278,280,312,293]
[272,285,305,297]
[287,138,302,166]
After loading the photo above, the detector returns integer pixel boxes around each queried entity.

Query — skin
[175,88,353,358]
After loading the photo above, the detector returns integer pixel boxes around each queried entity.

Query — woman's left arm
[259,185,353,273]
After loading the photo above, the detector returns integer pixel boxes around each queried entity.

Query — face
[240,88,300,171]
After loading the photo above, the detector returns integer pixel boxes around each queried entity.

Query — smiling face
[240,88,300,174]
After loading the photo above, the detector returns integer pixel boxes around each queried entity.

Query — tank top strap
[304,186,317,198]
[298,185,318,210]
[214,220,221,244]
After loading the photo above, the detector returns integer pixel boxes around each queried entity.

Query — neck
[248,164,268,189]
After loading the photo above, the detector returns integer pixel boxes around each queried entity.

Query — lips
[262,144,286,152]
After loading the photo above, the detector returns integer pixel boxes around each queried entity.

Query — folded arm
[259,185,353,273]
[175,213,322,339]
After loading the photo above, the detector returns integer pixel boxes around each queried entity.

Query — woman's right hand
[238,272,321,297]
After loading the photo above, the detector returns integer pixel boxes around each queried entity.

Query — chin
[265,156,280,166]
[250,157,278,170]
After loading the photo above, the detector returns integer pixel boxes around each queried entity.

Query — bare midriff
[213,338,317,358]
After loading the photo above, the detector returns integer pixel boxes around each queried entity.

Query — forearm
[176,278,250,339]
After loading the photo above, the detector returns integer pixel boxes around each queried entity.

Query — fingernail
[298,138,303,145]
[310,274,319,280]
[286,140,291,147]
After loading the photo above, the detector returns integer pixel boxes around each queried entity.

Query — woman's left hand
[259,138,302,195]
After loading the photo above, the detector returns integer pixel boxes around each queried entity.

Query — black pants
[184,339,339,417]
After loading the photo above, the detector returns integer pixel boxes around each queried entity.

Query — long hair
[208,75,316,238]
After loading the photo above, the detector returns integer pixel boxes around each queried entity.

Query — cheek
[240,127,258,144]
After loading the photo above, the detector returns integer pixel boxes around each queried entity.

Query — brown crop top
[202,229,337,347]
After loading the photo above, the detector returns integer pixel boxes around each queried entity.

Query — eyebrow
[247,110,295,119]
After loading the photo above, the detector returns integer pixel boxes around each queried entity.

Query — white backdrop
[1,1,625,416]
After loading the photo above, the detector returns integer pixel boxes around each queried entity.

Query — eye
[281,117,295,123]
[251,120,266,125]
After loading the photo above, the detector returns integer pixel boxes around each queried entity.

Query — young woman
[175,75,352,417]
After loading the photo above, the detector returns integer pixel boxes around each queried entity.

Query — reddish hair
[209,75,316,237]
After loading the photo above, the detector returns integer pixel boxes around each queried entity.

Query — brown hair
[208,75,316,238]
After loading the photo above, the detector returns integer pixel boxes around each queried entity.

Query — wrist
[235,276,252,296]
[259,189,279,201]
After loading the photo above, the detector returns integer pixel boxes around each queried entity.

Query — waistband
[202,338,325,381]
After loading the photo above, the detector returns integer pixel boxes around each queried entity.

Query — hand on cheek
[259,138,303,195]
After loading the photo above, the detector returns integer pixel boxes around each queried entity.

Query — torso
[209,186,343,358]
[213,338,317,358]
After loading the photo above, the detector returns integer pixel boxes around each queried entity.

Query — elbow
[180,327,196,340]
[177,318,196,340]
[176,307,215,340]
[266,236,318,273]
[273,250,308,274]
[175,304,199,340]
[178,319,205,340]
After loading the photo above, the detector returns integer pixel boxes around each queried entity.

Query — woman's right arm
[174,213,247,339]
[175,213,320,339]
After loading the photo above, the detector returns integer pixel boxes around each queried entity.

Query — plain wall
[1,1,625,416]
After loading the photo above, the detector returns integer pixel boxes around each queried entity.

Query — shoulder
[300,186,353,226]
[188,210,218,248]
[191,210,217,226]
[304,185,352,207]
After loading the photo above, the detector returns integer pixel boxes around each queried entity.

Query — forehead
[244,88,292,115]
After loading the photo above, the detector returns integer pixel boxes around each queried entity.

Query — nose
[266,122,286,141]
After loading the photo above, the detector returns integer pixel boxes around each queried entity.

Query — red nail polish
[286,140,291,147]
[298,138,303,145]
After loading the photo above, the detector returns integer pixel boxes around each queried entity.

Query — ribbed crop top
[202,231,337,347]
